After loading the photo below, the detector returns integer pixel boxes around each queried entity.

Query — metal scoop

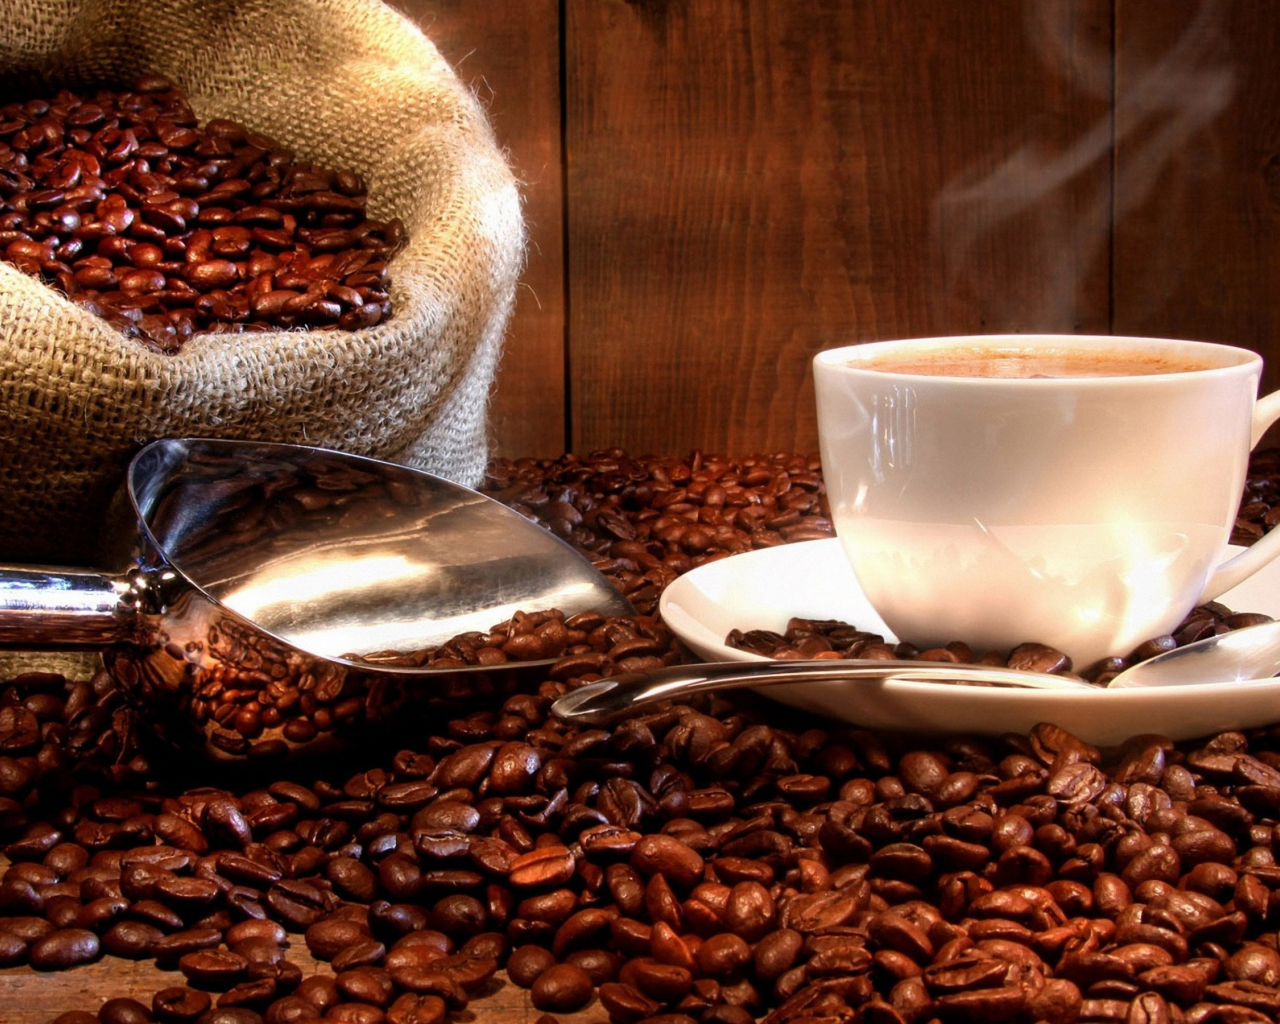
[0,438,633,759]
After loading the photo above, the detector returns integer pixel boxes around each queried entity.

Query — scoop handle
[1202,389,1280,600]
[0,566,140,647]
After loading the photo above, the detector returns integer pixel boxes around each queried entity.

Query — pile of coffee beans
[482,450,834,617]
[0,76,401,351]
[727,604,1276,684]
[1233,448,1280,546]
[0,447,1278,1024]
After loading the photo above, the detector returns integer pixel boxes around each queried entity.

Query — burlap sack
[0,0,524,563]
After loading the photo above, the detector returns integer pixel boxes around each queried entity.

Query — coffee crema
[852,346,1216,378]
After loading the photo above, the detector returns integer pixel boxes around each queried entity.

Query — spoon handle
[551,658,1093,725]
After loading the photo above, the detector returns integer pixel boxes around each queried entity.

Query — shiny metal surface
[0,438,633,759]
[1105,619,1280,688]
[127,438,633,662]
[0,567,142,647]
[551,657,1094,726]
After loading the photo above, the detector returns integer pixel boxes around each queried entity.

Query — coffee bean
[0,928,26,965]
[150,927,224,963]
[630,835,703,890]
[509,846,577,889]
[294,975,341,1014]
[385,993,447,1024]
[564,947,619,986]
[508,943,557,988]
[304,916,370,960]
[97,997,153,1024]
[598,981,661,1023]
[102,919,166,959]
[335,965,395,1006]
[151,985,212,1022]
[531,962,594,1013]
[178,948,248,987]
[224,920,287,948]
[29,926,101,969]
[753,927,803,981]
[326,855,378,902]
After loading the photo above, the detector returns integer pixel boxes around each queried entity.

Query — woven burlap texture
[0,0,525,562]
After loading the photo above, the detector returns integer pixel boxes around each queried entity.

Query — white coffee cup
[812,334,1280,668]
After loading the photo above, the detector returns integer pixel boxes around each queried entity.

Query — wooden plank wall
[396,0,1280,460]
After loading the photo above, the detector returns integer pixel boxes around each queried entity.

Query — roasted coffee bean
[151,985,212,1022]
[630,834,703,890]
[598,981,661,1023]
[385,992,447,1024]
[508,943,557,987]
[509,846,577,888]
[178,947,248,987]
[97,997,153,1024]
[225,920,287,948]
[753,927,803,981]
[530,962,594,1013]
[564,947,620,986]
[28,926,101,969]
[103,919,167,959]
[304,915,370,960]
[388,931,454,965]
[335,965,395,1006]
[0,928,26,965]
[327,855,378,902]
[150,927,225,963]
[295,975,342,1014]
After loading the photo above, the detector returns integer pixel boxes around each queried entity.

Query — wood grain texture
[563,0,1114,456]
[1113,1,1280,395]
[393,0,568,459]
[375,3,1280,459]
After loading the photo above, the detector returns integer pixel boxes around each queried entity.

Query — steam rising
[933,2,1235,325]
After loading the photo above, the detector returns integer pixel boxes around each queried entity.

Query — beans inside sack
[0,76,402,351]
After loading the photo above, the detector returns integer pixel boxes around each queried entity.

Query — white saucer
[658,539,1280,746]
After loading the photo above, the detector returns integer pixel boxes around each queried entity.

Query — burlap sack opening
[0,0,525,563]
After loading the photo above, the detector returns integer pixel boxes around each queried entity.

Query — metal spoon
[551,620,1280,725]
[0,437,634,757]
[551,656,1095,725]
[1104,619,1280,688]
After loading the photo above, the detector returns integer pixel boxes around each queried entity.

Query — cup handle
[1201,389,1280,600]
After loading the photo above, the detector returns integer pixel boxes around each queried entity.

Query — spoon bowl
[1104,619,1280,688]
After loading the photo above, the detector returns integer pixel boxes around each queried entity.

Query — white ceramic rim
[814,334,1260,386]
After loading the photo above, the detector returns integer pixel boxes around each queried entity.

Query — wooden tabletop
[0,929,598,1023]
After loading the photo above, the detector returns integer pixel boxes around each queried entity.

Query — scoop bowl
[0,438,633,759]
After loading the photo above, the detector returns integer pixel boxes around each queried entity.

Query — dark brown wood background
[394,0,1280,460]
